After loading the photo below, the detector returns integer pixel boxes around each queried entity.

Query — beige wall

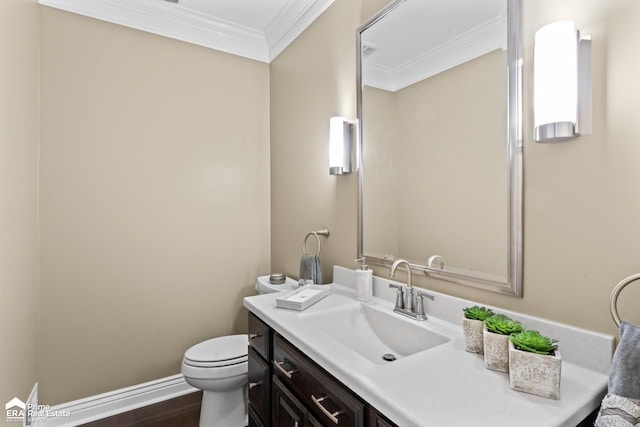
[270,0,361,282]
[39,8,270,404]
[396,50,506,276]
[271,0,640,340]
[363,50,507,276]
[0,0,40,416]
[515,0,640,334]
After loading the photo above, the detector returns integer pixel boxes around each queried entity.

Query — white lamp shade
[329,116,352,174]
[534,21,578,131]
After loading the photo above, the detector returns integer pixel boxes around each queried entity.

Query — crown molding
[363,16,507,92]
[38,0,334,63]
[265,0,334,62]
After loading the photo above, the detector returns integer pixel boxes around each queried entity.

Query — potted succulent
[508,330,561,399]
[483,314,525,372]
[462,306,495,354]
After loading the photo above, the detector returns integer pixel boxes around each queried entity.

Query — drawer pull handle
[249,333,261,339]
[273,360,297,379]
[311,394,343,424]
[248,381,261,390]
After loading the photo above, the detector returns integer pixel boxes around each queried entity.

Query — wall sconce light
[534,21,592,142]
[329,116,353,175]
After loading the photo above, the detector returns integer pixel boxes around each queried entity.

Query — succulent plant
[510,330,558,355]
[484,314,525,335]
[463,305,495,321]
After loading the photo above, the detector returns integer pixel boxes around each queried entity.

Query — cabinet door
[367,407,397,427]
[307,413,323,427]
[273,376,306,427]
[249,347,271,426]
[249,406,265,427]
[249,312,271,361]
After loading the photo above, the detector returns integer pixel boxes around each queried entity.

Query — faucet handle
[388,283,405,309]
[414,290,434,319]
[416,289,435,301]
[389,283,403,291]
[415,295,426,318]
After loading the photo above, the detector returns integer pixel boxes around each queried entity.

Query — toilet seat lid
[184,334,248,366]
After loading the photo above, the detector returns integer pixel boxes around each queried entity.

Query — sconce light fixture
[329,116,353,175]
[534,21,592,142]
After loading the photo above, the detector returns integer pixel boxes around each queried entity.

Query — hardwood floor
[78,391,202,427]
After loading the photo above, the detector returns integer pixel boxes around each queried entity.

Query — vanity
[248,313,390,427]
[244,267,614,427]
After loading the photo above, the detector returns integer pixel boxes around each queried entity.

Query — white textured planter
[463,318,484,354]
[509,341,562,400]
[483,326,510,372]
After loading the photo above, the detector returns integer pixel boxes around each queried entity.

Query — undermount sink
[301,302,451,364]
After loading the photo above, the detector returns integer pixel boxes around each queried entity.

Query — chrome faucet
[389,259,434,321]
[390,259,414,311]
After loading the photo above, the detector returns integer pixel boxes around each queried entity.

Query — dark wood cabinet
[273,377,308,427]
[248,313,272,426]
[248,311,398,427]
[273,334,365,427]
[249,406,266,427]
[248,347,270,425]
[308,413,323,427]
[367,408,395,427]
[272,377,325,427]
[249,312,271,361]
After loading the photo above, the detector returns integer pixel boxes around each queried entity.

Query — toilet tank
[255,275,298,294]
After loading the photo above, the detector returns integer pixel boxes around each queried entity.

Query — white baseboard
[39,374,198,426]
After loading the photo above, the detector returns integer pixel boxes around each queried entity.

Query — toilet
[181,275,297,427]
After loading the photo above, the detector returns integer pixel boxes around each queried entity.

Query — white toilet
[181,275,297,427]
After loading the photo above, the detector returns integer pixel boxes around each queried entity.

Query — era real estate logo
[5,397,25,422]
[5,396,70,423]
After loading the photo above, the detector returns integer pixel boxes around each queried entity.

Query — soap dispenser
[355,257,373,302]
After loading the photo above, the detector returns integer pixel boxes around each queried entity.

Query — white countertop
[244,267,613,427]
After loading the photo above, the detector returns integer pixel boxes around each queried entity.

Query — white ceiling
[362,0,507,92]
[38,0,335,63]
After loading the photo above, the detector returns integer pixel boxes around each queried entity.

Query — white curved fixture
[534,21,592,142]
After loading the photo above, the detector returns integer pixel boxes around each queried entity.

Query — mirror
[357,0,523,296]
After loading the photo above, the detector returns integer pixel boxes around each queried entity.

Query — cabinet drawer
[248,347,271,426]
[249,312,271,361]
[273,334,365,427]
[272,334,308,399]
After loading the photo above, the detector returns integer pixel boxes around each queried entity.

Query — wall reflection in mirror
[357,0,523,296]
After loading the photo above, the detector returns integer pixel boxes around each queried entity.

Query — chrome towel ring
[610,272,640,327]
[302,227,330,258]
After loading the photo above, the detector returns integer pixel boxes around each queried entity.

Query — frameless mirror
[357,0,523,296]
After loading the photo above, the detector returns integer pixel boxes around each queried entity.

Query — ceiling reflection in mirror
[357,0,523,296]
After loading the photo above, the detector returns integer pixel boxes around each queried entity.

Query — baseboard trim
[40,374,198,426]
